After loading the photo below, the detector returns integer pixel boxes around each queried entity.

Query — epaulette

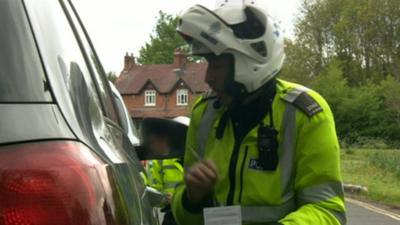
[281,87,323,117]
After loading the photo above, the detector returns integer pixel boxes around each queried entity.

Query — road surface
[347,198,400,225]
[157,198,400,224]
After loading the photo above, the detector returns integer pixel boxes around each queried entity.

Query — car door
[23,0,157,224]
[62,1,161,224]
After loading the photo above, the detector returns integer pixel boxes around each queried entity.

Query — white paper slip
[204,206,242,225]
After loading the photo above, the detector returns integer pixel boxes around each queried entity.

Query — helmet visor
[178,31,213,55]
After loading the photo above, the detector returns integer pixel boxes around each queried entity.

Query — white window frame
[176,89,188,106]
[144,90,156,106]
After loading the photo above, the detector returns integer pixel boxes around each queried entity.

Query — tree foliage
[282,0,400,147]
[137,11,186,65]
[106,71,117,83]
[285,0,400,85]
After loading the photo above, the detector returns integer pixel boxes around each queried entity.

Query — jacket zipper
[226,138,243,205]
[239,146,249,203]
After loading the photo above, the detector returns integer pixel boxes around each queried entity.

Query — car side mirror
[136,117,187,160]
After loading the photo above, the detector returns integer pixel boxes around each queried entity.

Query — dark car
[0,0,167,224]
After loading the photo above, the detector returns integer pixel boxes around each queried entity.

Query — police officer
[172,1,346,224]
[146,117,189,225]
[147,159,183,225]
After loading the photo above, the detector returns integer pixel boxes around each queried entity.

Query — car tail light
[0,141,109,225]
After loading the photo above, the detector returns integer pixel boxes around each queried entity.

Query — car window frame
[58,0,123,128]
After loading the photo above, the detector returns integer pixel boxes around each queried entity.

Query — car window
[62,0,120,125]
[0,0,52,102]
[24,0,108,123]
[113,92,130,134]
[109,82,141,145]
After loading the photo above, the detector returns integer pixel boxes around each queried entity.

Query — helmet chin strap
[225,76,277,110]
[222,54,279,108]
[221,53,249,106]
[224,79,248,105]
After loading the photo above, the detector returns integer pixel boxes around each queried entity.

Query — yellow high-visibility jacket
[172,79,346,225]
[147,159,184,195]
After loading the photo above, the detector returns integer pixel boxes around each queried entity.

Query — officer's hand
[165,193,172,204]
[185,160,218,205]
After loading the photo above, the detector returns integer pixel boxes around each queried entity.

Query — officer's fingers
[185,171,209,189]
[184,163,200,181]
[203,160,218,172]
[185,162,217,187]
[190,166,214,186]
[197,162,218,183]
[202,160,218,180]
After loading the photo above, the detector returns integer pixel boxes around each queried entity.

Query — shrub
[351,137,389,149]
[368,150,400,178]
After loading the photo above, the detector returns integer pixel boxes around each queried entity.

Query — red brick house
[115,49,210,124]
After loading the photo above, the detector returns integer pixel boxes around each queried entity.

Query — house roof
[115,63,209,95]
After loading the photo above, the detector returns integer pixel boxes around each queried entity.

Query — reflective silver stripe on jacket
[197,99,217,158]
[161,165,180,171]
[241,198,296,223]
[164,182,181,189]
[280,103,297,203]
[297,182,344,205]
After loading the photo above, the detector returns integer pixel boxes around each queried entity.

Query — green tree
[309,60,349,112]
[107,71,117,83]
[281,39,315,85]
[137,11,186,65]
[339,84,384,141]
[379,76,400,143]
[282,0,400,147]
[290,0,400,85]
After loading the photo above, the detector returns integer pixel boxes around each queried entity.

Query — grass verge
[341,149,400,208]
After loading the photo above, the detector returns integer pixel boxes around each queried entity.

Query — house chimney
[124,52,136,72]
[173,48,187,69]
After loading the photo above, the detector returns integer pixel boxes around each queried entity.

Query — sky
[74,0,302,75]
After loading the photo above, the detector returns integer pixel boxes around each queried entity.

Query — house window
[145,90,156,106]
[177,89,188,106]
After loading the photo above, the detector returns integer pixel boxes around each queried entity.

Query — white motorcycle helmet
[177,0,285,93]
